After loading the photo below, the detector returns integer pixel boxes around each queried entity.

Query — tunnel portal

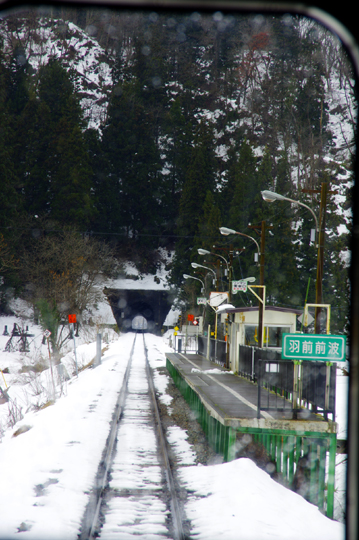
[104,287,173,335]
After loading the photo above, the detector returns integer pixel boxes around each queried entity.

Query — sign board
[68,314,77,324]
[282,333,346,362]
[197,297,207,305]
[209,291,228,307]
[297,312,314,325]
[232,280,248,294]
[187,314,194,322]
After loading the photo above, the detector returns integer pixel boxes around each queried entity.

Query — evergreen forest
[0,6,356,333]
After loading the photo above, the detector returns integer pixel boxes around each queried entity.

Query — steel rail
[143,334,186,540]
[79,334,136,540]
[80,332,186,539]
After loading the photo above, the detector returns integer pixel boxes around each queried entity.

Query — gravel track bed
[154,366,222,467]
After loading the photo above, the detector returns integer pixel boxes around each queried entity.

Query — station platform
[165,352,337,435]
[165,351,338,517]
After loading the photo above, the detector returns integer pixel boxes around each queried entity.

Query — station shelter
[220,306,302,372]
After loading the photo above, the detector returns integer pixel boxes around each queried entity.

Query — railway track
[79,332,186,540]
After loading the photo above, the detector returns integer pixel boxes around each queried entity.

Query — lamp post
[240,277,256,284]
[220,226,265,347]
[261,190,319,235]
[198,248,229,273]
[220,227,260,263]
[191,262,217,288]
[261,189,323,334]
[183,273,205,293]
[198,248,232,301]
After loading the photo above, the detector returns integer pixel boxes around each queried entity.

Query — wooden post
[315,182,328,334]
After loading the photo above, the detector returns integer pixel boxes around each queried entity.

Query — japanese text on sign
[282,333,346,362]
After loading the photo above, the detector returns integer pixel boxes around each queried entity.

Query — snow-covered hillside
[0,16,113,130]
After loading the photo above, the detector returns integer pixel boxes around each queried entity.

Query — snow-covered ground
[0,309,346,539]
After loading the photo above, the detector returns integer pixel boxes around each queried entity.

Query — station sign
[232,280,248,293]
[282,333,346,362]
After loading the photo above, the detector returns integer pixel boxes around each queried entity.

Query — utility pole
[303,182,333,334]
[248,221,272,348]
[316,182,328,334]
[228,244,233,303]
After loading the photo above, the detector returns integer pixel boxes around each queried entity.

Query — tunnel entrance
[103,287,173,335]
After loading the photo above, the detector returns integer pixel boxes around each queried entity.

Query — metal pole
[207,325,211,360]
[47,337,56,399]
[258,221,266,348]
[96,333,102,366]
[72,323,79,377]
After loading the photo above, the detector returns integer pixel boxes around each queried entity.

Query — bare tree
[20,226,119,317]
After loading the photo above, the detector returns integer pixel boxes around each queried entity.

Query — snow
[105,260,172,292]
[0,17,113,131]
[181,458,341,540]
[0,310,346,539]
[191,367,233,375]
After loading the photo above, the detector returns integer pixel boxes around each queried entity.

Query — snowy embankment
[0,317,345,539]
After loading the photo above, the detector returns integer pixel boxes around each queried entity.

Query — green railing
[166,359,235,461]
[166,358,337,518]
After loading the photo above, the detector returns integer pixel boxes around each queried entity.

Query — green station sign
[282,333,346,362]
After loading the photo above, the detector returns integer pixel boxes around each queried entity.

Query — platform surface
[166,352,337,434]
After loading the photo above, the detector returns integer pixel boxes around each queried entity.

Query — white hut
[219,306,302,372]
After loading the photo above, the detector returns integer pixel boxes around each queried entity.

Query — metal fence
[198,336,227,366]
[174,334,198,353]
[257,358,294,417]
[238,344,336,420]
[300,361,336,417]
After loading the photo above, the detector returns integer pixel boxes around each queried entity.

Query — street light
[261,190,319,237]
[183,273,205,293]
[220,227,265,346]
[219,227,260,262]
[191,262,217,287]
[261,189,323,333]
[198,248,229,273]
[198,247,232,301]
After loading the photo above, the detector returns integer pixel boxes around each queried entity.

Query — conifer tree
[264,151,302,306]
[196,191,222,250]
[0,41,24,244]
[160,97,194,235]
[228,139,258,232]
[20,59,95,228]
[195,191,224,293]
[101,79,162,252]
[170,121,217,285]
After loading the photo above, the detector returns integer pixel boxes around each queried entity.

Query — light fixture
[219,227,260,261]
